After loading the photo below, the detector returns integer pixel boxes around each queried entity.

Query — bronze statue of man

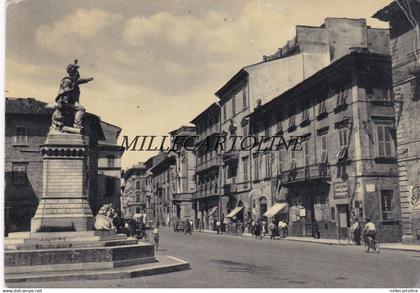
[51,59,93,132]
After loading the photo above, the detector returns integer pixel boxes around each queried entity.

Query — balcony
[196,156,220,173]
[224,178,237,194]
[278,163,331,184]
[222,150,239,163]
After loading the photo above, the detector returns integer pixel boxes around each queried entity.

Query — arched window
[259,197,267,218]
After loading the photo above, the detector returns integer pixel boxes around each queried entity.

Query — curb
[197,230,420,252]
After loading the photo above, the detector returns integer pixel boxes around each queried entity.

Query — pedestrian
[262,219,267,238]
[216,219,221,234]
[190,219,194,232]
[255,220,262,239]
[312,220,320,239]
[269,221,277,240]
[351,217,361,245]
[251,220,256,236]
[278,218,288,238]
[152,226,159,251]
[156,219,160,228]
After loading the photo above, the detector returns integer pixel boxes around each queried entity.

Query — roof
[373,0,419,21]
[251,52,391,116]
[5,97,54,115]
[169,125,196,136]
[190,102,220,125]
[6,97,105,140]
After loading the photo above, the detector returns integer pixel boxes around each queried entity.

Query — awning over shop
[226,206,244,218]
[263,203,289,218]
[208,206,218,216]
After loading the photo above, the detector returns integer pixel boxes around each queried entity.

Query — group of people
[350,217,377,248]
[250,218,288,240]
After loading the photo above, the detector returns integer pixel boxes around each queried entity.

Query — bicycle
[363,232,380,253]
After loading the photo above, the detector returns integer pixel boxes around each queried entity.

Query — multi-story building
[94,121,124,215]
[190,103,222,230]
[169,126,197,224]
[373,0,420,243]
[144,153,167,225]
[249,52,401,242]
[4,97,122,234]
[149,154,176,226]
[215,17,390,227]
[121,163,147,220]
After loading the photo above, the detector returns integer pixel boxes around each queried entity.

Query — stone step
[5,234,128,245]
[5,256,157,274]
[5,255,189,283]
[5,243,155,267]
[7,230,116,239]
[5,238,139,250]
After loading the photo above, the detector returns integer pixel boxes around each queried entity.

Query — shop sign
[334,182,349,199]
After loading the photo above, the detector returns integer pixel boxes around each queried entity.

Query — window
[336,129,348,160]
[336,88,349,106]
[254,156,259,181]
[288,115,296,128]
[278,147,284,174]
[264,119,270,137]
[366,88,390,101]
[231,96,236,117]
[265,154,271,178]
[135,207,141,214]
[223,105,227,122]
[301,109,309,123]
[105,178,114,197]
[290,149,296,170]
[136,181,141,189]
[381,190,394,220]
[242,157,249,182]
[320,134,328,163]
[136,192,141,202]
[330,207,336,221]
[318,100,327,115]
[12,162,27,185]
[107,155,115,168]
[242,88,247,109]
[376,124,395,158]
[303,141,309,167]
[13,126,28,146]
[276,118,283,134]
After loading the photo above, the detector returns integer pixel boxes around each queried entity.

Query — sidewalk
[197,229,420,252]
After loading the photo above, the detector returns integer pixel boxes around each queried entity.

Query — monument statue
[94,204,117,231]
[50,59,93,134]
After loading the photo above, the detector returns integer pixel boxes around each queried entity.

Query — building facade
[374,0,420,243]
[215,17,390,229]
[121,163,147,220]
[94,121,124,215]
[169,126,197,224]
[191,104,222,230]
[249,52,401,242]
[4,97,121,234]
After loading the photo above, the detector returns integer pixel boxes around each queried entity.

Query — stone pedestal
[31,133,94,232]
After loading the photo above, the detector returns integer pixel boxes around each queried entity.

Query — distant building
[4,97,123,234]
[373,0,420,243]
[121,163,147,220]
[148,154,176,226]
[249,52,401,242]
[169,126,197,224]
[190,103,222,230]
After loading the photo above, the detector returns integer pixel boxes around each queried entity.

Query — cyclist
[363,218,376,251]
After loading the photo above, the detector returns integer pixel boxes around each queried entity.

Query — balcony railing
[196,156,220,173]
[278,163,331,184]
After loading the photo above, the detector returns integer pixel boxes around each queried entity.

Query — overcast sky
[6,0,391,168]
